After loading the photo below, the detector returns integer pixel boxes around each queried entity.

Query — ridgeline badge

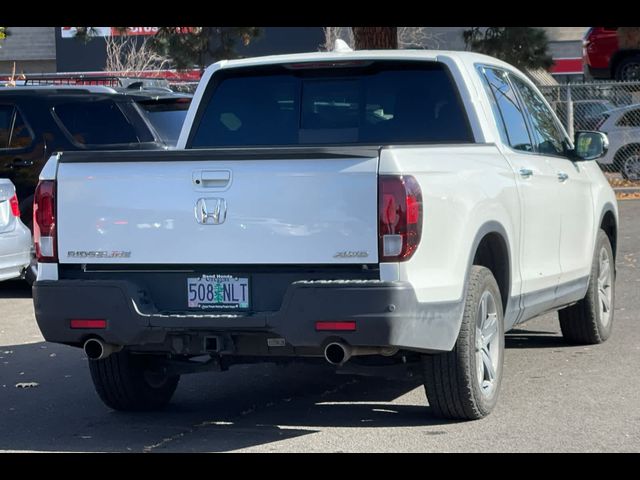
[334,251,369,258]
[67,251,132,258]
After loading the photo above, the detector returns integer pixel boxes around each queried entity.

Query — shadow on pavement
[0,340,455,452]
[0,280,32,299]
[506,327,568,349]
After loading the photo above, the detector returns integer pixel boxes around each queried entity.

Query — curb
[614,187,640,193]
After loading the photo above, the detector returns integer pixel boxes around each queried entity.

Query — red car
[583,27,640,81]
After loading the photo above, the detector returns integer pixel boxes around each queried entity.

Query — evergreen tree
[149,27,261,70]
[463,27,553,71]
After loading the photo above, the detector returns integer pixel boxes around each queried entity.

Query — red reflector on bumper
[315,321,356,331]
[70,319,107,329]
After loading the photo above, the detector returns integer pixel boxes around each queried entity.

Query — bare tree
[322,27,354,51]
[5,62,25,86]
[104,35,172,73]
[323,27,442,52]
[397,27,443,49]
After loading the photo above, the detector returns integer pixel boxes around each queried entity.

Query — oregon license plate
[187,275,249,309]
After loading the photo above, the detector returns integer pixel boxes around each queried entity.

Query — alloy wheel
[475,290,500,397]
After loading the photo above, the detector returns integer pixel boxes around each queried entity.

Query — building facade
[0,27,588,80]
[0,27,56,74]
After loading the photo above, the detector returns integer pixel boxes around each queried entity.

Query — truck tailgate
[56,149,379,265]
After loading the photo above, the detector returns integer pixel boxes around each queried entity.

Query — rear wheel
[559,229,614,344]
[88,350,180,411]
[615,55,640,81]
[620,152,640,181]
[422,266,504,420]
[23,261,37,286]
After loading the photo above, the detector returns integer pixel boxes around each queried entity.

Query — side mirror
[572,131,609,161]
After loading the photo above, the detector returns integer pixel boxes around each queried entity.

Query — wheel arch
[469,222,512,315]
[599,205,618,261]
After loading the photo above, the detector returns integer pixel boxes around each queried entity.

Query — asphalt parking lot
[1,201,639,453]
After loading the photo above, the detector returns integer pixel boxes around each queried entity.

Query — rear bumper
[33,279,463,355]
[0,223,32,281]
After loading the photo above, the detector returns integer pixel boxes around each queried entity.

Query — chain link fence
[539,82,640,179]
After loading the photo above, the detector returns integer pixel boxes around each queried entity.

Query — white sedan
[0,180,31,282]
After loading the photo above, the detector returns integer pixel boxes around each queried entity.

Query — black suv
[0,85,191,227]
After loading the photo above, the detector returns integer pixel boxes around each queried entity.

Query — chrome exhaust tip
[83,338,122,361]
[324,342,351,366]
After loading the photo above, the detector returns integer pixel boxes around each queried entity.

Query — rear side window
[0,105,33,150]
[616,109,640,127]
[478,67,532,152]
[190,62,473,147]
[53,100,141,146]
[137,98,191,146]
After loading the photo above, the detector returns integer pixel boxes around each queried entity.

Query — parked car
[0,179,31,282]
[553,99,616,131]
[0,85,191,230]
[33,50,617,420]
[583,27,640,81]
[596,103,640,178]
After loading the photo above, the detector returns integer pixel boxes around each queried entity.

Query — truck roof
[216,49,517,73]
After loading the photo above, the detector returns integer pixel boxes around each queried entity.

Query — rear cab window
[189,61,474,147]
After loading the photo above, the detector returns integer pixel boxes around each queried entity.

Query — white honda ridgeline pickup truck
[33,50,617,420]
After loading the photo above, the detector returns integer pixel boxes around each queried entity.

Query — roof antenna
[333,39,353,53]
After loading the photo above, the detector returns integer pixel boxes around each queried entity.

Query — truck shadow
[505,328,568,349]
[0,341,459,453]
[0,279,32,299]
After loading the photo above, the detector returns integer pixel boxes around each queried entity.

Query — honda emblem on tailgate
[195,198,227,225]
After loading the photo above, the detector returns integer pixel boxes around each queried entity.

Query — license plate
[187,275,249,309]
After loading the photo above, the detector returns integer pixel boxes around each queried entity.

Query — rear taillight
[378,175,423,262]
[9,194,20,217]
[33,180,57,263]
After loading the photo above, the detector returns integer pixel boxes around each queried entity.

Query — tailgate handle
[194,170,231,188]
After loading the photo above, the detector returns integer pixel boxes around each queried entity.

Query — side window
[478,67,533,152]
[616,109,640,127]
[53,100,141,146]
[510,76,568,157]
[0,105,33,150]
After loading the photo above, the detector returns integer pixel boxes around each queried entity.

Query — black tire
[559,229,615,345]
[618,151,640,181]
[23,261,37,286]
[615,55,640,82]
[19,195,34,232]
[422,266,504,420]
[88,350,180,411]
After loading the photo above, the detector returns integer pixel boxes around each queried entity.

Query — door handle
[10,158,33,168]
[193,170,232,188]
[557,172,569,182]
[518,168,533,179]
